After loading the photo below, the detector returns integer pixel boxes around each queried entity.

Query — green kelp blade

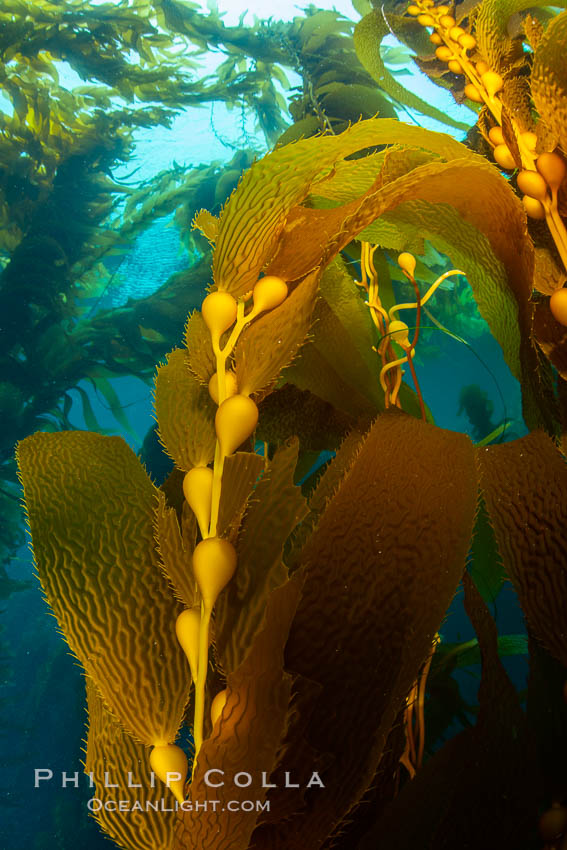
[214,439,308,676]
[85,679,177,850]
[256,384,356,452]
[468,498,506,604]
[478,431,567,668]
[154,348,217,470]
[304,295,384,411]
[281,259,423,420]
[283,339,377,419]
[92,375,141,444]
[265,149,544,428]
[286,427,366,567]
[316,118,472,165]
[16,431,190,746]
[363,575,539,850]
[250,410,477,849]
[475,420,511,446]
[173,578,300,850]
[354,10,472,131]
[434,633,528,674]
[318,81,399,124]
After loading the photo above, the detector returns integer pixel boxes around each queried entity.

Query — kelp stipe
[16,117,567,850]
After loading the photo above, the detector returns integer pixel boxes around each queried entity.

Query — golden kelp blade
[183,311,216,385]
[251,411,478,849]
[234,268,321,397]
[216,451,265,540]
[155,491,199,610]
[214,439,308,675]
[155,348,217,470]
[531,11,567,151]
[212,119,460,298]
[474,0,530,71]
[478,431,567,667]
[174,578,300,850]
[85,679,177,850]
[192,208,219,244]
[17,431,190,746]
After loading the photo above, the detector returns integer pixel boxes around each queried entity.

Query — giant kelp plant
[9,1,567,850]
[0,0,418,593]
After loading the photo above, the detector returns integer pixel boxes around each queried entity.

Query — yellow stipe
[193,601,212,770]
[176,607,202,682]
[380,354,409,395]
[389,269,464,319]
[193,517,238,766]
[390,365,404,407]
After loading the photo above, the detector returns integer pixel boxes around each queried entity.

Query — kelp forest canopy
[5,0,567,849]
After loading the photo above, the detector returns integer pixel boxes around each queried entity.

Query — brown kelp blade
[251,410,477,849]
[478,430,567,667]
[17,431,190,746]
[214,439,308,676]
[173,578,301,850]
[361,574,540,850]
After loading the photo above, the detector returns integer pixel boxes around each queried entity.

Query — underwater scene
[2,0,567,847]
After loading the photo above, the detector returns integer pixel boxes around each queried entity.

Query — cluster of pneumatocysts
[407,0,501,109]
[408,0,567,323]
[152,274,289,798]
